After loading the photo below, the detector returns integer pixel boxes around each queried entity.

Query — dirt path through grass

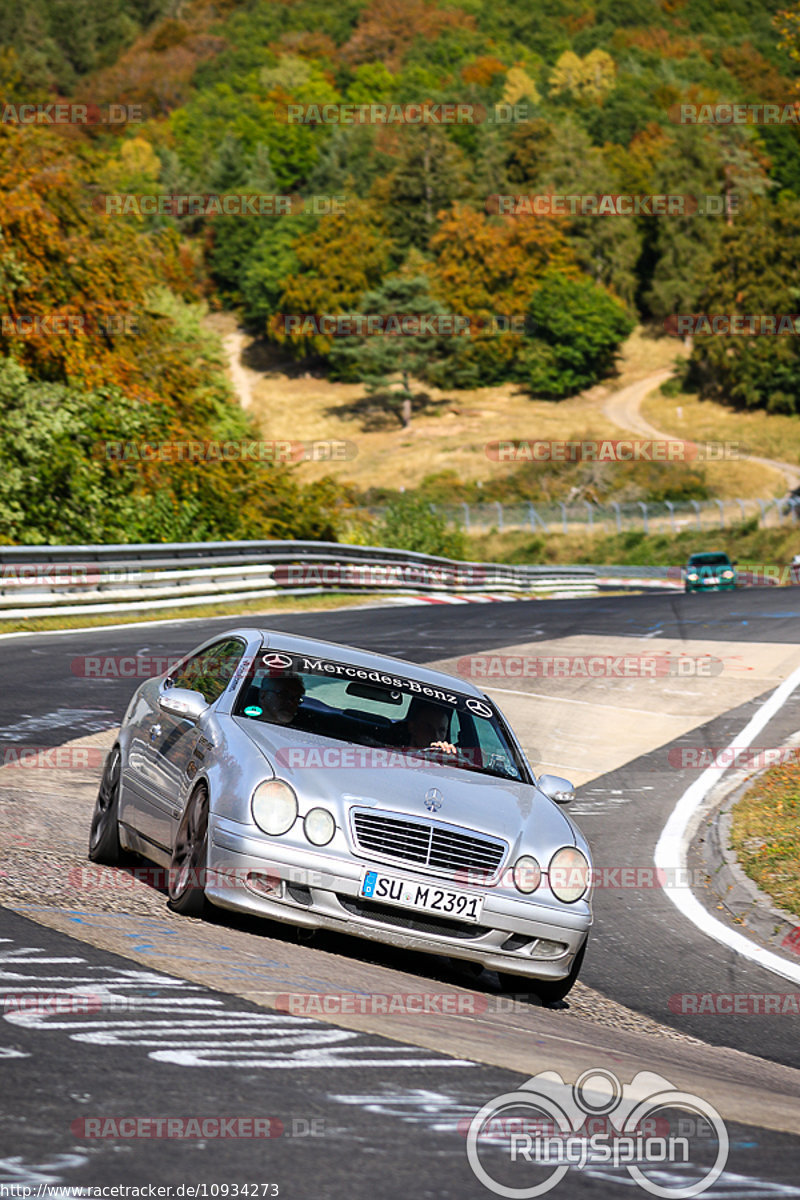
[605,370,800,492]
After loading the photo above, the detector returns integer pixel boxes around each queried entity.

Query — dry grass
[641,388,800,472]
[692,458,787,500]
[241,322,685,490]
[211,315,787,498]
[730,760,800,919]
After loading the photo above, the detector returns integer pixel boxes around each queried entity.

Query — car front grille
[351,809,506,877]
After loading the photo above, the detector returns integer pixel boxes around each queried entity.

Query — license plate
[360,869,484,923]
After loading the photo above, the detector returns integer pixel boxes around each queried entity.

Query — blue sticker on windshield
[244,705,263,716]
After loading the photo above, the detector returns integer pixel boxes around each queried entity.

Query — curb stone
[689,736,800,961]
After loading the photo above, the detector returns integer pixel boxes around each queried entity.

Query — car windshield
[688,554,731,567]
[232,648,529,782]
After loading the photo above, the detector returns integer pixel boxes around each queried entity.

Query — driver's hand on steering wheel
[428,740,458,755]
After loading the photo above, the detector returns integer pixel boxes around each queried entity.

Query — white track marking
[654,661,800,984]
[0,935,474,1070]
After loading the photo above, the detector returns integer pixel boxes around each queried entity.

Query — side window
[171,638,245,705]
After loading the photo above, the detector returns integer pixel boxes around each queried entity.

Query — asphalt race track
[3,588,800,1196]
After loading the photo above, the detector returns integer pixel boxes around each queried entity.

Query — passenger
[258,670,305,726]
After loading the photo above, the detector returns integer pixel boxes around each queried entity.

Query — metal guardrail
[0,541,599,619]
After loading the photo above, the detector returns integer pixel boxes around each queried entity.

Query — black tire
[88,748,122,864]
[498,940,587,1006]
[167,784,209,918]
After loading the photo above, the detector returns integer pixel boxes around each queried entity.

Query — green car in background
[683,551,738,593]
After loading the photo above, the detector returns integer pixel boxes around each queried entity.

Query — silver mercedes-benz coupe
[89,627,592,1001]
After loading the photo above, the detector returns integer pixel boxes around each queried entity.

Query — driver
[398,698,458,756]
[257,670,305,726]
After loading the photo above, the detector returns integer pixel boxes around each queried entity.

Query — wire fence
[363,497,793,537]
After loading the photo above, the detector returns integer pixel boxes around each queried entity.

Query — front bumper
[208,819,591,981]
[685,578,736,592]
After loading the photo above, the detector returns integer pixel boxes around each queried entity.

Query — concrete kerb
[689,733,800,958]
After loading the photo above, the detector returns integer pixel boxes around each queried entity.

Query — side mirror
[536,773,575,804]
[158,687,208,722]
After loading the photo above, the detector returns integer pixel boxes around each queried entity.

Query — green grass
[464,521,800,569]
[730,760,800,920]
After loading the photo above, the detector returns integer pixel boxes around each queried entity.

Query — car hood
[237,719,576,851]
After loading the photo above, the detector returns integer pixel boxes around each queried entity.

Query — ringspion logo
[466,1069,727,1197]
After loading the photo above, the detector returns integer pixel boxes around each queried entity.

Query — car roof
[243,627,488,699]
[688,551,730,561]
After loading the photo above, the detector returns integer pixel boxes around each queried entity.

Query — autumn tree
[275,201,395,354]
[426,203,575,382]
[369,126,473,250]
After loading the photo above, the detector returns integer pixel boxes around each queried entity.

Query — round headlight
[512,855,541,894]
[548,847,590,902]
[304,807,335,846]
[252,779,297,836]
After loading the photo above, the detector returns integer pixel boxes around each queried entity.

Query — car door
[141,636,246,849]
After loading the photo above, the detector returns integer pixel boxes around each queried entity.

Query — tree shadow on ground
[240,336,329,379]
[325,388,448,430]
